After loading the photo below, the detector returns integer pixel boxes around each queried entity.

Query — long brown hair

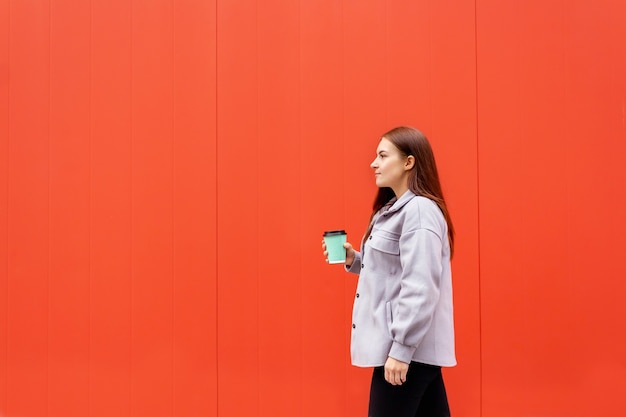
[371,126,455,257]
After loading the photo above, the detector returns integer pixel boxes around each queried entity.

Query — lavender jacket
[346,190,456,367]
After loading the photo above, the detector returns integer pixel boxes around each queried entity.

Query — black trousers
[368,362,451,417]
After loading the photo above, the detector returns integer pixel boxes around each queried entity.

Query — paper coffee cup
[323,230,347,264]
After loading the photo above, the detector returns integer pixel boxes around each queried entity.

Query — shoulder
[403,195,440,218]
[402,196,446,236]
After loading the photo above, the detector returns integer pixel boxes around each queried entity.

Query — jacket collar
[384,190,417,215]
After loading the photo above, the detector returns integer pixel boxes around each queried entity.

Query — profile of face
[370,137,414,195]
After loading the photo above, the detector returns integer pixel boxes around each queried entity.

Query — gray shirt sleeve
[388,227,444,363]
[345,250,362,275]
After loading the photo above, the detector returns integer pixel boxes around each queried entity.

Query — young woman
[323,126,456,417]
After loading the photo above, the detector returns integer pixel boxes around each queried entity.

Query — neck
[392,184,409,198]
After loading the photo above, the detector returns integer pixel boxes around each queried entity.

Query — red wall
[1,0,624,416]
[478,1,626,416]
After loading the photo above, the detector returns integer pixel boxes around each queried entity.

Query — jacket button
[356,293,360,298]
[361,264,365,269]
[368,236,372,240]
[352,324,356,329]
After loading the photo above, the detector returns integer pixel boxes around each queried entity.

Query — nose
[370,159,377,169]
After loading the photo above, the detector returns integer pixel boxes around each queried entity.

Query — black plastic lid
[323,230,346,236]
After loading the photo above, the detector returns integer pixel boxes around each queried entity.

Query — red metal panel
[478,0,626,416]
[510,3,573,414]
[90,1,133,416]
[477,0,540,413]
[216,0,259,415]
[10,1,626,416]
[386,0,432,129]
[256,1,302,416]
[0,0,8,412]
[299,1,350,416]
[172,0,217,416]
[6,1,50,416]
[428,0,481,415]
[131,0,174,415]
[557,1,626,415]
[342,1,389,415]
[48,1,91,415]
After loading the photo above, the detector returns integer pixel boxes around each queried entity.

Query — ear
[404,155,415,171]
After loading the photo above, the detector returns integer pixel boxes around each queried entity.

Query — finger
[386,370,399,386]
[394,372,403,386]
[384,364,395,385]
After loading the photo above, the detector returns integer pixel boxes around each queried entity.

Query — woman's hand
[384,357,409,386]
[321,241,356,266]
[343,242,355,266]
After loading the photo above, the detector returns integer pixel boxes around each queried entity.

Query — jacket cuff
[388,341,417,364]
[344,251,362,274]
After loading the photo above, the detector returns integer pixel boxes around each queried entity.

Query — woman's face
[370,138,411,193]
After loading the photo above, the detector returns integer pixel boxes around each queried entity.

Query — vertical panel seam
[88,0,93,415]
[214,0,219,415]
[255,0,260,414]
[473,0,483,415]
[4,0,9,412]
[171,0,176,415]
[427,0,433,129]
[296,1,302,414]
[297,1,304,414]
[129,0,134,415]
[384,0,389,126]
[47,0,51,414]
[340,1,349,414]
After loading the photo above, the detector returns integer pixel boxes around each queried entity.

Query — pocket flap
[369,234,400,255]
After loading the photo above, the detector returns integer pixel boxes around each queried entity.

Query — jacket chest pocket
[368,233,400,255]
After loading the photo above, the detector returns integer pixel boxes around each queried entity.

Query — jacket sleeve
[345,251,362,275]
[388,228,443,363]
